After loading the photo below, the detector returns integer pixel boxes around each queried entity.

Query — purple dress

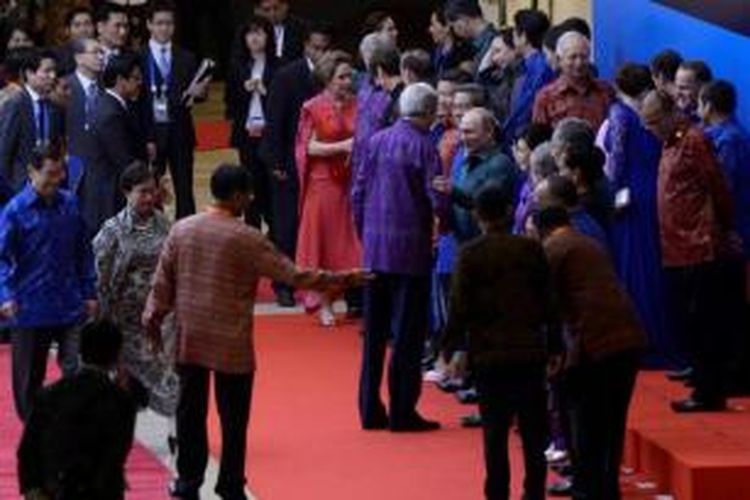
[605,100,673,367]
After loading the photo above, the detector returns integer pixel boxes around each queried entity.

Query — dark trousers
[565,352,639,500]
[665,261,727,403]
[359,273,430,427]
[269,166,299,296]
[475,364,548,500]
[154,125,196,219]
[175,364,254,500]
[238,137,273,231]
[11,326,80,421]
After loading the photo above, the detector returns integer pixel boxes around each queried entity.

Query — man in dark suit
[255,0,307,64]
[56,7,96,77]
[95,3,130,64]
[17,320,137,500]
[139,0,208,219]
[0,49,64,193]
[65,38,104,194]
[81,52,147,237]
[260,22,332,307]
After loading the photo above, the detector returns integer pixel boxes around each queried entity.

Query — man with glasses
[64,37,104,193]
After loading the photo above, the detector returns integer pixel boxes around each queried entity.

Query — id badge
[153,95,170,123]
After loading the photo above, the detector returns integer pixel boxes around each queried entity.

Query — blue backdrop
[593,0,750,124]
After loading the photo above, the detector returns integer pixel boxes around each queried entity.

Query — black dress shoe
[362,417,389,430]
[666,367,694,382]
[671,398,727,413]
[276,289,296,308]
[460,413,482,428]
[547,478,573,496]
[390,415,441,432]
[169,479,199,500]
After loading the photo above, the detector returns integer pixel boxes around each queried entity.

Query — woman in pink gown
[295,51,362,326]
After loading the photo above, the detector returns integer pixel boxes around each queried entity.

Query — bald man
[532,32,614,129]
[434,107,519,242]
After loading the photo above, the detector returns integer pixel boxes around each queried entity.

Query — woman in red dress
[295,51,362,326]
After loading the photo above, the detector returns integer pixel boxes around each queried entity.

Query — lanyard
[148,49,171,97]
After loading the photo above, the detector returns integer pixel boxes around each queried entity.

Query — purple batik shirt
[351,79,392,177]
[352,119,447,275]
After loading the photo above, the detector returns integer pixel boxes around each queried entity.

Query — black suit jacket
[82,91,147,235]
[225,55,278,148]
[17,368,137,499]
[55,42,77,77]
[260,57,317,175]
[137,44,199,146]
[0,89,64,191]
[277,16,306,64]
[65,73,98,159]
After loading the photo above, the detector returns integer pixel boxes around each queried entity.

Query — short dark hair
[65,7,93,28]
[699,80,737,116]
[650,49,682,82]
[615,63,654,98]
[543,24,563,52]
[401,49,433,82]
[363,10,394,34]
[475,183,513,222]
[314,50,353,86]
[444,0,483,21]
[20,48,57,78]
[210,164,252,201]
[303,21,335,43]
[431,7,448,26]
[370,45,401,77]
[2,47,34,80]
[438,68,473,85]
[558,17,591,40]
[95,3,127,24]
[498,27,515,49]
[102,52,140,88]
[120,161,155,192]
[147,0,177,20]
[514,9,551,49]
[30,141,64,172]
[454,83,486,107]
[679,60,713,84]
[518,123,553,150]
[80,320,123,367]
[545,175,579,208]
[534,206,571,235]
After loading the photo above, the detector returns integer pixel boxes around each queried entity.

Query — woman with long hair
[226,15,278,228]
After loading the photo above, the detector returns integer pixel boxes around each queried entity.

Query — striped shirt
[144,209,320,373]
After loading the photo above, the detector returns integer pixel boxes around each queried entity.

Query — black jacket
[17,368,137,500]
[225,54,278,148]
[260,57,317,174]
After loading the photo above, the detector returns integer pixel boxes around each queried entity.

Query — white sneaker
[319,307,336,327]
[545,444,569,463]
[423,369,447,383]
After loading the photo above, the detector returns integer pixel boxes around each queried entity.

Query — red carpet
[205,315,672,499]
[0,346,171,500]
[625,372,750,500]
[195,120,231,151]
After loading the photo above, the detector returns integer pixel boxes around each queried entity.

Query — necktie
[86,82,98,125]
[159,47,170,79]
[36,99,47,145]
